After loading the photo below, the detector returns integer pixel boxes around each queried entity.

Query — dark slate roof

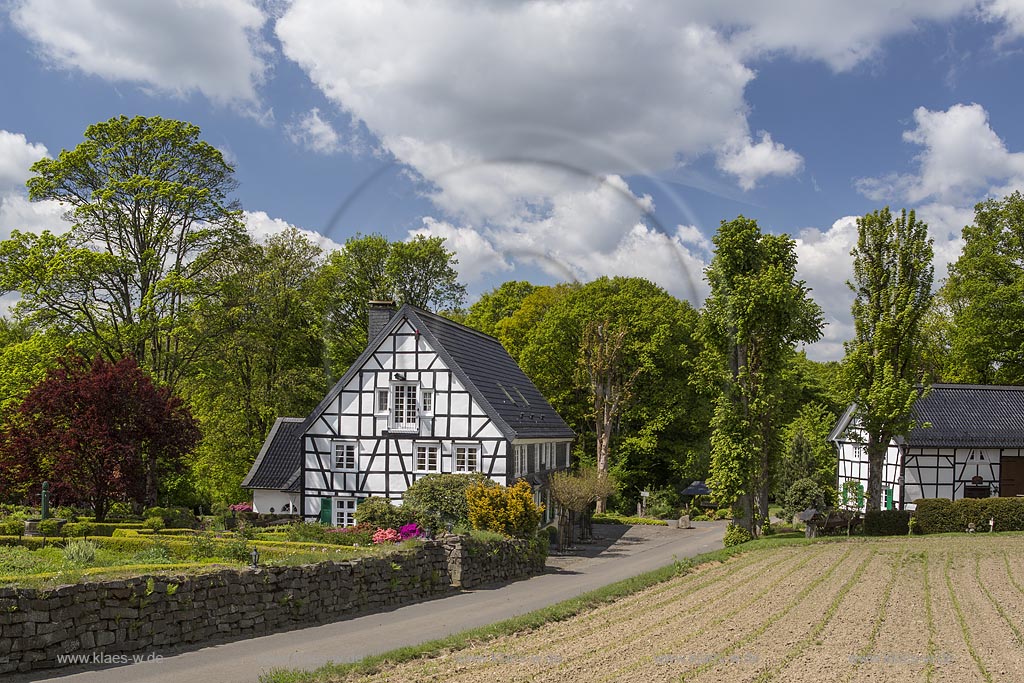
[241,417,304,491]
[415,308,575,441]
[907,384,1024,448]
[304,305,575,441]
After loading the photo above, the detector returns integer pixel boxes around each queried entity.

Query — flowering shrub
[466,480,544,539]
[326,522,375,545]
[372,527,402,544]
[399,523,423,540]
[229,502,253,512]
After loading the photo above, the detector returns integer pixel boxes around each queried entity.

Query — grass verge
[258,534,828,683]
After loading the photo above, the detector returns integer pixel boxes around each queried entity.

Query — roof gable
[241,417,304,490]
[303,304,574,441]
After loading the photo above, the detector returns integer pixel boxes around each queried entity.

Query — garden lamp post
[41,481,50,520]
[250,547,260,569]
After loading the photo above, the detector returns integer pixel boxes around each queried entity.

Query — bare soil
[336,535,1024,683]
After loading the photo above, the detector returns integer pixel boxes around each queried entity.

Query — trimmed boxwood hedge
[863,509,911,535]
[912,497,1024,533]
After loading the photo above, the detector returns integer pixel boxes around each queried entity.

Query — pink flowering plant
[372,527,402,544]
[228,502,253,512]
[399,523,423,540]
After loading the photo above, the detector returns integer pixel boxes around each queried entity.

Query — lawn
[269,533,1024,683]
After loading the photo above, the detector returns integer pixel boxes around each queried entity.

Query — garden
[0,472,549,588]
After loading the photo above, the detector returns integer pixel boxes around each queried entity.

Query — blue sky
[3,2,1024,360]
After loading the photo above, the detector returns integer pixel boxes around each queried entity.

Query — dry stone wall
[0,536,544,675]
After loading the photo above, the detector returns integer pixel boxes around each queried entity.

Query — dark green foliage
[911,498,956,534]
[354,496,420,530]
[60,522,94,538]
[863,509,911,535]
[782,478,833,524]
[723,522,753,547]
[37,519,62,536]
[402,473,496,531]
[187,533,219,559]
[950,497,1024,532]
[645,487,682,519]
[143,506,198,529]
[0,519,24,536]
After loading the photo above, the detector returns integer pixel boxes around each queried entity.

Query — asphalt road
[20,521,725,683]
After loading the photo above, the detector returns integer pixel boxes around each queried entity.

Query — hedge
[864,509,911,536]
[912,497,1024,533]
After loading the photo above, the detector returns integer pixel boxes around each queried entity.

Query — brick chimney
[367,300,397,344]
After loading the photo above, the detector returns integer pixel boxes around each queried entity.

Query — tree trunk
[866,434,886,513]
[735,493,754,534]
[595,428,610,513]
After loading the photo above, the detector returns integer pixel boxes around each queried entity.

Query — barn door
[1001,457,1024,497]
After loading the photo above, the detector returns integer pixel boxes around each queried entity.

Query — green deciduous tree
[842,207,933,513]
[698,216,823,535]
[463,281,538,338]
[0,116,246,390]
[942,192,1024,384]
[776,402,837,500]
[319,233,467,372]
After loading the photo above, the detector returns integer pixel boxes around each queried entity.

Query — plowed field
[337,535,1024,682]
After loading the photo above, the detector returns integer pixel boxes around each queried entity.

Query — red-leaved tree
[0,354,199,520]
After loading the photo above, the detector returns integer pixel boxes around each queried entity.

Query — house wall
[835,434,902,511]
[303,320,511,523]
[251,490,298,515]
[838,432,1023,505]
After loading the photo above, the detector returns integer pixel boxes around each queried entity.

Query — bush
[37,519,63,536]
[723,522,753,547]
[61,521,94,538]
[142,506,197,529]
[466,480,543,538]
[62,538,97,565]
[402,472,496,531]
[112,528,140,537]
[591,513,669,526]
[324,523,375,545]
[372,528,402,544]
[188,533,218,559]
[142,517,166,532]
[646,487,682,519]
[715,508,732,520]
[864,509,912,535]
[912,498,956,534]
[0,519,24,536]
[782,478,832,523]
[354,497,420,530]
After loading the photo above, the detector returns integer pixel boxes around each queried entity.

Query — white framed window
[334,498,357,527]
[333,442,357,471]
[391,384,418,431]
[421,389,434,415]
[415,444,440,472]
[376,388,389,414]
[513,445,526,478]
[455,444,479,473]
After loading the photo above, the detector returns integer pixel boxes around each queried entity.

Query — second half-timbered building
[830,384,1024,510]
[243,302,575,525]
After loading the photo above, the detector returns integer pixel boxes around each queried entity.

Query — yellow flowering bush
[466,480,544,539]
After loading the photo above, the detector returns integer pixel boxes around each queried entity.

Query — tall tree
[942,192,1024,384]
[182,228,330,506]
[0,354,199,519]
[579,320,642,512]
[842,207,933,513]
[0,116,246,390]
[319,233,467,372]
[463,281,538,338]
[698,216,823,535]
[513,277,707,511]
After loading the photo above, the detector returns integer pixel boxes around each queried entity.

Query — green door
[319,497,332,524]
[885,488,893,510]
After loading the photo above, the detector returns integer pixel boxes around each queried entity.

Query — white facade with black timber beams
[830,384,1024,510]
[243,303,575,526]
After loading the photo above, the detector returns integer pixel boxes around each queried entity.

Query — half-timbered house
[830,384,1024,510]
[242,302,575,525]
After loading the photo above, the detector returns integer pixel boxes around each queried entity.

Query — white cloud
[409,217,512,287]
[0,130,48,193]
[243,210,343,253]
[716,132,804,190]
[858,103,1024,204]
[286,108,344,154]
[11,0,270,108]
